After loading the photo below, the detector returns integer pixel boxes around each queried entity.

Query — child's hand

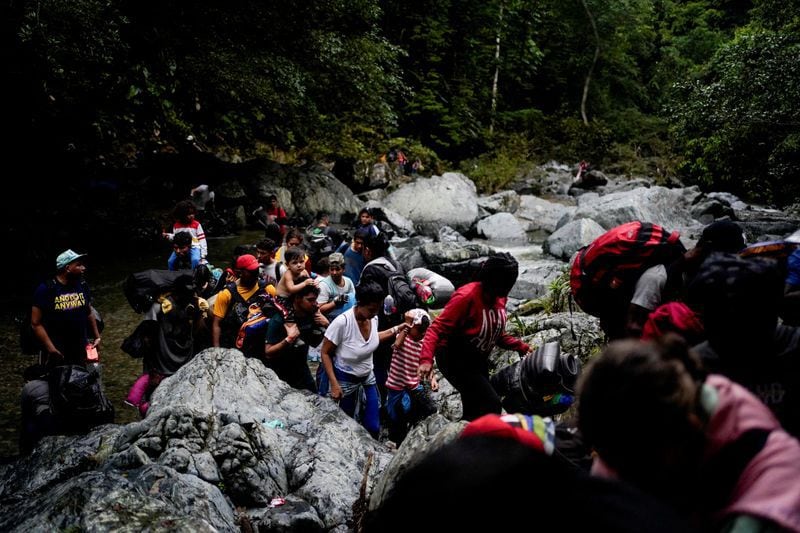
[430,375,439,392]
[418,361,432,381]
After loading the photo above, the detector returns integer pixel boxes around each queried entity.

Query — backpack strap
[322,275,339,296]
[371,256,395,272]
[225,282,245,306]
[701,428,771,511]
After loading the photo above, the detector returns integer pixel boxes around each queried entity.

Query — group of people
[21,194,800,531]
[372,218,800,532]
[382,147,422,177]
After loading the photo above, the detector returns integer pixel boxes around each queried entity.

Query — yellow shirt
[212,283,262,319]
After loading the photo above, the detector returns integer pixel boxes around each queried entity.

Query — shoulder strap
[701,428,771,511]
[226,282,246,306]
[372,256,395,272]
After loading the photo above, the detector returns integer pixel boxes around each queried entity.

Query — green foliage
[514,268,571,318]
[668,29,800,204]
[382,137,444,175]
[11,0,800,208]
[509,314,541,337]
[461,133,537,193]
[15,0,402,163]
[749,0,800,32]
[549,117,614,164]
[385,0,542,159]
[542,269,571,314]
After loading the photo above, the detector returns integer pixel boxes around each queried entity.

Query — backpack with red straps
[570,221,685,317]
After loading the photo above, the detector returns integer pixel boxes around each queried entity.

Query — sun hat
[235,254,260,271]
[56,249,88,270]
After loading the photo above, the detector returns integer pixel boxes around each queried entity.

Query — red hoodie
[420,282,529,366]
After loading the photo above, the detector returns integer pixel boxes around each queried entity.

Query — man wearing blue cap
[31,249,102,366]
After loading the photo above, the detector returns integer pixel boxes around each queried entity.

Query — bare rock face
[0,349,395,532]
[248,160,362,219]
[543,218,606,261]
[384,173,480,235]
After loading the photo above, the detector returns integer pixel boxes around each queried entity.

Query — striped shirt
[172,219,208,259]
[386,335,422,391]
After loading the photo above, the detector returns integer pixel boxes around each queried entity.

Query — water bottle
[383,294,395,315]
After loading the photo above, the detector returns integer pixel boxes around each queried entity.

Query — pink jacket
[705,374,800,531]
[592,375,800,531]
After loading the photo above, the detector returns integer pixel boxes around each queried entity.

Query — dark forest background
[2,0,799,211]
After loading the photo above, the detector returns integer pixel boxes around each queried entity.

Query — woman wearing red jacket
[419,253,530,420]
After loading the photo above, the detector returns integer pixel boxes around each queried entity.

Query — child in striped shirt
[385,309,438,444]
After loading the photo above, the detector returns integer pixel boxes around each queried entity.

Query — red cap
[641,302,704,345]
[235,254,260,271]
[461,414,545,452]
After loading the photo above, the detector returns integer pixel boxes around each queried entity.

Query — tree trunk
[490,2,504,135]
[580,0,600,126]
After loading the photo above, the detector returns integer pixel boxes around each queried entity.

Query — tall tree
[669,28,800,204]
[383,0,541,158]
[14,0,402,163]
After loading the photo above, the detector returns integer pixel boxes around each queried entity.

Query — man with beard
[31,249,102,366]
[22,249,106,452]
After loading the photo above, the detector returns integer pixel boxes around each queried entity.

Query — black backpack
[123,269,195,313]
[48,364,115,432]
[371,258,420,315]
[306,227,336,266]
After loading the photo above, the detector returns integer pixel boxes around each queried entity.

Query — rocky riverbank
[3,155,800,530]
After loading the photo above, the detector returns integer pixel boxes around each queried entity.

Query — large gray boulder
[384,173,480,235]
[0,349,394,532]
[543,218,606,261]
[510,258,567,300]
[477,190,521,214]
[365,201,416,237]
[569,186,697,232]
[248,160,362,219]
[368,416,465,512]
[417,242,496,287]
[516,195,576,237]
[476,212,528,242]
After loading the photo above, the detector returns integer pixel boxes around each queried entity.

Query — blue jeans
[335,367,380,438]
[317,365,330,396]
[168,247,201,270]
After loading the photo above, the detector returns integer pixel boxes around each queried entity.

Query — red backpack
[570,221,684,317]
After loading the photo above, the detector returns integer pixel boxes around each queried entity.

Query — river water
[0,230,263,459]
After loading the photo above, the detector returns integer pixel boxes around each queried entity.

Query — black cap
[698,220,745,253]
